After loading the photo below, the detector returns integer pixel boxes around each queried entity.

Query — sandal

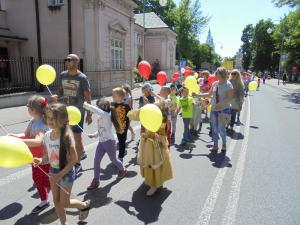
[221,145,226,151]
[78,199,91,221]
[146,187,157,196]
[209,147,219,151]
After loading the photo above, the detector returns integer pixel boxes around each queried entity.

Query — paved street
[0,80,300,225]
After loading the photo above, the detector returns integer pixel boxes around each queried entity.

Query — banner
[221,61,233,70]
[178,58,187,72]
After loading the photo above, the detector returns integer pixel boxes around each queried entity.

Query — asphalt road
[0,84,300,225]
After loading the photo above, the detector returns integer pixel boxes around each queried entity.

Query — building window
[111,39,123,70]
[0,0,2,10]
[48,0,64,10]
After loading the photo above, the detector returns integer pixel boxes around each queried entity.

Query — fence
[0,56,83,95]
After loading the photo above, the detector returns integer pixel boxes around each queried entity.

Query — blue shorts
[71,110,85,133]
[50,167,75,187]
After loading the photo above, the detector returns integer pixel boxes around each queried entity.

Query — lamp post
[267,20,285,85]
[214,42,223,50]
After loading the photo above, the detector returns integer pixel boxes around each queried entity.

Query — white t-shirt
[85,103,116,142]
[193,97,201,109]
[44,131,75,168]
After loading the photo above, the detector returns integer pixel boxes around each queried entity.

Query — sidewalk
[0,82,164,127]
[264,78,300,98]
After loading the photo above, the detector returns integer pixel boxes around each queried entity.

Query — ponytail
[59,123,70,180]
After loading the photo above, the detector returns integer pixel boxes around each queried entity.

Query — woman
[242,72,249,97]
[192,67,233,151]
[228,70,244,131]
[199,70,211,116]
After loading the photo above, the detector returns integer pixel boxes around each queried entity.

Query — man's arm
[51,86,63,102]
[83,91,93,125]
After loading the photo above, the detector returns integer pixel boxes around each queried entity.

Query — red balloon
[157,71,167,86]
[184,69,190,77]
[173,72,180,80]
[138,61,151,80]
[185,66,190,70]
[208,75,217,86]
[198,70,202,74]
[170,77,176,83]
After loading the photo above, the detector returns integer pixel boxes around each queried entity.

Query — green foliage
[151,59,160,80]
[241,24,254,71]
[133,67,143,83]
[272,0,300,8]
[192,43,214,69]
[136,55,142,67]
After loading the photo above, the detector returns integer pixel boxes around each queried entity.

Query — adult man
[51,54,92,173]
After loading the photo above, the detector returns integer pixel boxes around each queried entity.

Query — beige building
[0,0,177,97]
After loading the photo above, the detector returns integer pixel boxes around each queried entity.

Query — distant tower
[206,27,215,52]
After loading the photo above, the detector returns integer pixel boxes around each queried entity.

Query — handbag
[216,83,231,124]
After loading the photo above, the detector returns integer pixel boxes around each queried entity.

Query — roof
[134,12,168,29]
[0,35,28,41]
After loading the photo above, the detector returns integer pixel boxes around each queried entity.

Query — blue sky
[172,0,293,58]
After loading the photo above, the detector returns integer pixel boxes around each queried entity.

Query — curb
[265,83,300,99]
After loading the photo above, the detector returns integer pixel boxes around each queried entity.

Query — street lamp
[215,42,223,49]
[267,19,285,85]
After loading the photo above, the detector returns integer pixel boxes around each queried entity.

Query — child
[138,82,155,134]
[170,84,179,139]
[150,86,172,149]
[190,88,201,136]
[112,87,132,162]
[174,87,195,144]
[122,84,136,140]
[257,77,261,90]
[127,100,173,196]
[8,95,50,214]
[83,98,127,190]
[33,103,90,223]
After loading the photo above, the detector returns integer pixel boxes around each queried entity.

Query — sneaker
[131,132,136,140]
[87,179,100,190]
[181,138,187,144]
[75,163,82,174]
[124,148,128,156]
[118,158,123,163]
[193,130,199,137]
[171,133,175,139]
[31,202,50,214]
[81,151,87,161]
[117,169,127,179]
[187,134,191,141]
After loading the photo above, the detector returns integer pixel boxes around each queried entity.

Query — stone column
[82,0,95,71]
[98,0,106,71]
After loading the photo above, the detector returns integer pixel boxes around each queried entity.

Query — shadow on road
[179,151,232,168]
[115,183,172,224]
[0,202,23,220]
[280,94,300,107]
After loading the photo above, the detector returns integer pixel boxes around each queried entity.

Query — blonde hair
[202,70,210,76]
[112,87,126,98]
[161,86,171,95]
[216,67,228,80]
[229,69,245,89]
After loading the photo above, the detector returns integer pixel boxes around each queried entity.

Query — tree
[272,0,300,8]
[134,0,177,28]
[191,43,213,69]
[251,20,276,72]
[174,0,211,58]
[241,24,253,71]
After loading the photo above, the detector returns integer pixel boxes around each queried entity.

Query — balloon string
[0,124,9,134]
[45,85,53,96]
[37,165,69,195]
[77,125,89,135]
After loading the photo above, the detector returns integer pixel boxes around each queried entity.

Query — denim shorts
[50,166,75,187]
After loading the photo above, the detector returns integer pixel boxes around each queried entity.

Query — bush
[133,67,143,83]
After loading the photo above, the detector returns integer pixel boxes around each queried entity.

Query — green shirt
[179,96,195,118]
[170,95,179,111]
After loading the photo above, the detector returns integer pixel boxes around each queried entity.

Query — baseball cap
[170,84,178,91]
[139,82,154,92]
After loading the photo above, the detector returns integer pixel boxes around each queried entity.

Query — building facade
[0,0,177,96]
[206,27,215,52]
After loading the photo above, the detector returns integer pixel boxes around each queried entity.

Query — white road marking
[222,98,251,225]
[196,99,247,225]
[0,125,142,187]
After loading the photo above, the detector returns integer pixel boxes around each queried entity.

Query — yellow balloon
[140,104,162,132]
[194,73,198,78]
[67,106,82,125]
[207,104,212,112]
[194,84,200,93]
[248,81,258,91]
[185,76,197,92]
[254,77,258,81]
[0,136,33,168]
[36,64,56,85]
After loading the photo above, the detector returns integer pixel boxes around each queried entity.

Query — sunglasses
[64,58,78,62]
[231,73,237,75]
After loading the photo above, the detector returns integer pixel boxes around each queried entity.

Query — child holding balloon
[174,87,195,144]
[83,99,127,190]
[127,100,174,196]
[8,95,50,214]
[33,103,91,223]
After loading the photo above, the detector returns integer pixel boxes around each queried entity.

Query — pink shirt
[199,78,211,93]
